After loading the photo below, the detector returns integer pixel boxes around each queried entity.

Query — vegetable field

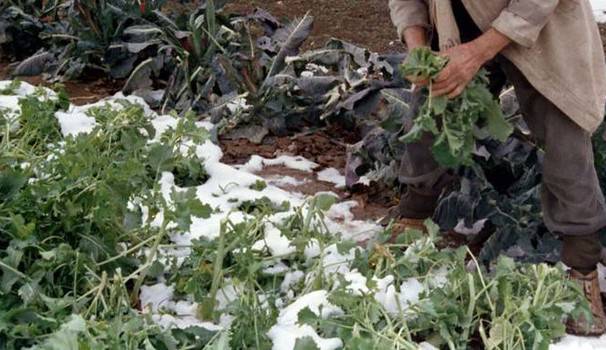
[2,1,606,349]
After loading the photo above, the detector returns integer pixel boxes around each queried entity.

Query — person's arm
[433,0,560,98]
[403,26,428,50]
[389,0,431,85]
[388,0,431,46]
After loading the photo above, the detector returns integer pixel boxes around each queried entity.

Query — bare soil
[225,0,405,53]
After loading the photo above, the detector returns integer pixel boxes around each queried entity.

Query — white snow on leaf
[140,283,174,313]
[55,111,97,136]
[276,290,343,325]
[263,261,290,275]
[267,290,344,350]
[373,275,425,317]
[216,282,241,311]
[252,224,296,257]
[0,81,56,128]
[151,314,223,331]
[427,266,449,289]
[321,244,358,275]
[304,239,322,260]
[419,342,440,350]
[317,167,346,188]
[324,201,382,243]
[399,278,424,306]
[150,114,179,141]
[281,270,305,292]
[267,324,343,350]
[341,270,369,295]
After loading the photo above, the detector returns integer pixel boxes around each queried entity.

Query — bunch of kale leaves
[399,47,513,168]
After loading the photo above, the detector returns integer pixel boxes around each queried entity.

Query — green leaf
[431,96,448,115]
[297,306,319,326]
[30,315,86,350]
[312,193,337,211]
[170,188,212,231]
[485,101,513,142]
[208,330,231,350]
[294,336,321,350]
[0,170,27,202]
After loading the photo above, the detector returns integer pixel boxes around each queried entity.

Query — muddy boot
[379,188,440,242]
[566,269,606,336]
[388,218,428,243]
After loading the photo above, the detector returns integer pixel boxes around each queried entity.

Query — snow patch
[317,167,346,188]
[267,290,344,350]
[239,155,319,173]
[55,111,97,136]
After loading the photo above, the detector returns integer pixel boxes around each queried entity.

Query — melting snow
[317,167,346,188]
[55,111,97,137]
[239,154,319,173]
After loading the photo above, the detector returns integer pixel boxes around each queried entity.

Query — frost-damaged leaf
[248,8,281,35]
[123,58,154,94]
[262,13,314,87]
[13,52,55,76]
[325,39,368,67]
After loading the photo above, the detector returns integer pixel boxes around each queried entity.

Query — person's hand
[431,41,486,99]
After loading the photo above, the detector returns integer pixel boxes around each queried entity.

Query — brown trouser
[400,0,606,272]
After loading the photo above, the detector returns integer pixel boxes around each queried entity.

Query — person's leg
[386,91,454,232]
[499,57,606,335]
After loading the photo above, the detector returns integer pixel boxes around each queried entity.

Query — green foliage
[400,47,513,167]
[0,87,211,349]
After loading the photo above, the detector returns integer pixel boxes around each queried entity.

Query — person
[388,0,606,335]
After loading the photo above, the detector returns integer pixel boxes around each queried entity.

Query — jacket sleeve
[388,0,431,41]
[491,0,559,48]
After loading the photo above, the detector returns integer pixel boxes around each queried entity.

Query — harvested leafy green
[400,47,513,167]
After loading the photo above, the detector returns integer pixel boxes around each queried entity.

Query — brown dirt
[0,62,121,105]
[225,0,405,54]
